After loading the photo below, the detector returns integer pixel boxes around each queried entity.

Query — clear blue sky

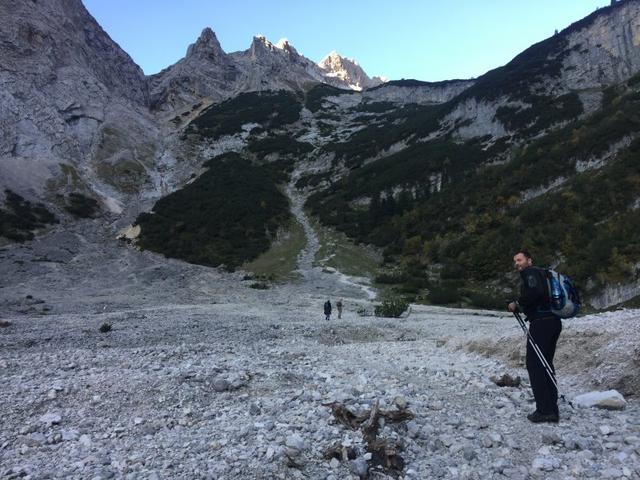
[82,0,608,81]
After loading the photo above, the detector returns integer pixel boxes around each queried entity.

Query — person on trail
[324,300,332,321]
[336,299,343,319]
[508,250,562,424]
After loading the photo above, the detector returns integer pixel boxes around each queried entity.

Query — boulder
[573,390,627,410]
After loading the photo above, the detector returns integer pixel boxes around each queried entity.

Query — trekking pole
[512,311,574,408]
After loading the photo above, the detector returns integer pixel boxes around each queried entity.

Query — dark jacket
[324,301,332,315]
[517,266,555,320]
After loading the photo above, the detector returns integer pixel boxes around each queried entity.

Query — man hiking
[324,299,332,321]
[336,298,343,319]
[508,250,562,423]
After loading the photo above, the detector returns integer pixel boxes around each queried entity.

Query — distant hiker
[508,250,562,424]
[336,299,343,319]
[324,300,332,321]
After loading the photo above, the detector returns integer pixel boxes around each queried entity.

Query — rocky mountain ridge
[149,29,388,115]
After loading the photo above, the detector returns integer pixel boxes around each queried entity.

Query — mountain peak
[318,51,383,90]
[186,27,224,58]
[275,38,299,55]
[321,50,358,67]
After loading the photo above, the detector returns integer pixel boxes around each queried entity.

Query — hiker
[324,299,332,321]
[507,250,562,423]
[336,298,343,319]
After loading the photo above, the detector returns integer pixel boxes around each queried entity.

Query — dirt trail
[286,174,377,300]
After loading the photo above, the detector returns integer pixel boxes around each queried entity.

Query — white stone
[573,390,627,410]
[78,434,92,448]
[39,413,62,426]
[285,433,305,451]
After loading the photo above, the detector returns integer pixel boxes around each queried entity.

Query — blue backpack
[546,270,581,318]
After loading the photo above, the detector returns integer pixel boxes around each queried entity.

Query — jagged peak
[275,38,290,49]
[186,27,224,58]
[252,34,273,48]
[275,37,300,57]
[320,50,359,67]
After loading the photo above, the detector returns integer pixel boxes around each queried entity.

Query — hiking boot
[527,411,559,423]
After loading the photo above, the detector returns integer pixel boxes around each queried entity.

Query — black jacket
[517,266,555,320]
[324,301,332,315]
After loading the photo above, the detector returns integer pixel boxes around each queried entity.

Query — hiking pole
[512,311,573,408]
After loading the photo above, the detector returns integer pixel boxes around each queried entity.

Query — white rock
[60,429,79,442]
[39,412,62,426]
[600,425,613,435]
[329,457,340,469]
[573,390,627,410]
[285,433,305,451]
[78,434,92,448]
[532,456,559,471]
[612,451,628,464]
[350,457,368,477]
[265,447,275,461]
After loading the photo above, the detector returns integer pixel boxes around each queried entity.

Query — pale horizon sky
[82,0,609,81]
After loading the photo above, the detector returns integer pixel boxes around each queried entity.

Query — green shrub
[99,322,112,333]
[440,262,465,280]
[374,272,407,284]
[249,282,269,290]
[374,298,410,317]
[248,136,313,160]
[187,91,302,140]
[136,153,290,269]
[305,84,352,112]
[63,193,100,218]
[428,284,461,305]
[0,190,58,242]
[462,290,507,310]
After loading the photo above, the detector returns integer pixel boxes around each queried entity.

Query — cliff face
[0,0,158,212]
[438,1,640,142]
[561,1,640,90]
[364,80,475,105]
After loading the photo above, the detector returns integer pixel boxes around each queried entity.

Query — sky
[82,0,609,81]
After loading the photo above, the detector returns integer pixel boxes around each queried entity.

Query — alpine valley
[4,2,640,479]
[2,0,640,309]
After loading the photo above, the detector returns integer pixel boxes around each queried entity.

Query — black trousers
[526,316,562,415]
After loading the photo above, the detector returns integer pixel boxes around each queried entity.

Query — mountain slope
[2,0,640,308]
[153,0,640,306]
[0,0,158,221]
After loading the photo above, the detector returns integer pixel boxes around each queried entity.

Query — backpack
[545,269,581,318]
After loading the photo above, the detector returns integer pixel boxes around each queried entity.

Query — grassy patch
[311,215,381,279]
[243,217,306,281]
